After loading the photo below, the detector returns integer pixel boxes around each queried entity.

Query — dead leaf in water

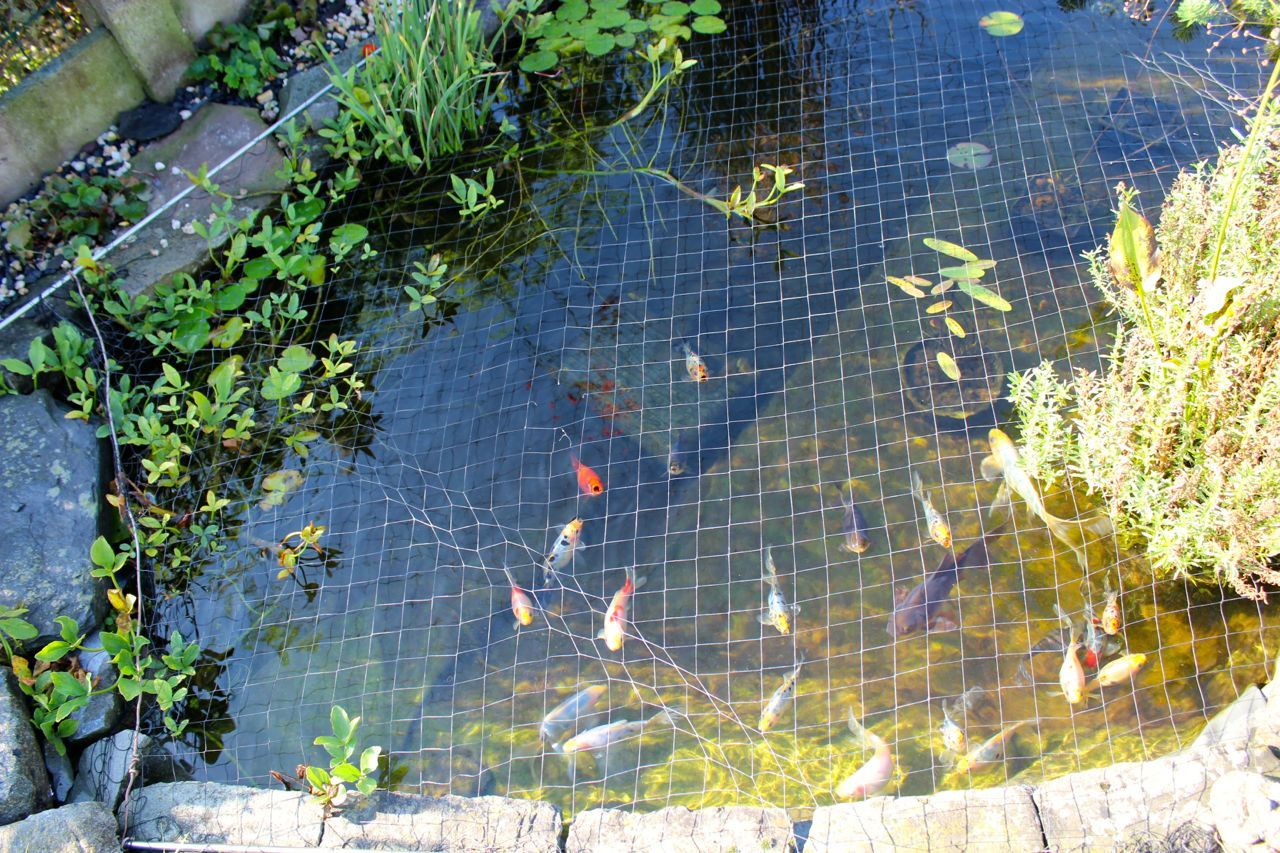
[936,351,961,380]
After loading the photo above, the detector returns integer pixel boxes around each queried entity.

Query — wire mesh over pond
[139,0,1277,821]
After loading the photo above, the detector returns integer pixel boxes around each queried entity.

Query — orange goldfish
[570,454,604,496]
[912,470,952,549]
[1056,606,1085,705]
[503,566,536,627]
[1100,576,1122,636]
[1093,653,1147,689]
[598,569,635,652]
[681,343,709,382]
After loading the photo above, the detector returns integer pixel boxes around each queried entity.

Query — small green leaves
[521,0,724,68]
[691,15,726,33]
[923,237,979,262]
[260,469,304,509]
[957,280,1014,312]
[939,264,988,280]
[690,0,721,12]
[979,10,1024,36]
[277,345,316,374]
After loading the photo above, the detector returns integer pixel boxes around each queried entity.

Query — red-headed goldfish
[503,566,536,627]
[570,454,604,496]
[598,569,635,652]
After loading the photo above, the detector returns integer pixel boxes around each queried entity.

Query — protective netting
[87,0,1276,832]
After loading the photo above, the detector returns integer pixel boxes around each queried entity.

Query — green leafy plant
[4,174,150,261]
[518,0,724,72]
[324,0,505,171]
[447,168,504,220]
[278,705,381,813]
[188,21,290,99]
[405,253,450,311]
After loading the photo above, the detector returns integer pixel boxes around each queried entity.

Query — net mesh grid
[56,0,1274,844]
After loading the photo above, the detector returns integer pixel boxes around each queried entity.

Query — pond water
[155,0,1277,818]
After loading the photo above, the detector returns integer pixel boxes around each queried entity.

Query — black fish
[887,522,1008,638]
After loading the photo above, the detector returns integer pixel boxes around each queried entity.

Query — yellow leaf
[887,276,926,298]
[936,351,961,380]
[926,300,952,314]
[931,280,955,295]
[945,317,967,338]
[923,237,979,262]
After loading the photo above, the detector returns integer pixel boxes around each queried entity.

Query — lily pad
[661,1,691,14]
[936,351,961,380]
[583,32,616,55]
[923,237,979,262]
[979,11,1024,36]
[690,0,721,12]
[956,280,1014,312]
[260,469,304,509]
[557,0,589,21]
[278,345,315,373]
[888,276,927,298]
[590,7,630,28]
[691,14,726,33]
[622,18,648,32]
[947,142,992,169]
[520,50,558,73]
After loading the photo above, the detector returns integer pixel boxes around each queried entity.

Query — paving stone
[0,801,119,851]
[127,781,324,846]
[806,786,1042,852]
[320,791,561,851]
[567,805,793,852]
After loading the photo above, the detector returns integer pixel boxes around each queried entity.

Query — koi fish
[758,657,805,732]
[570,453,604,496]
[558,709,672,753]
[758,548,800,636]
[835,709,895,799]
[981,429,1112,566]
[545,518,584,584]
[939,687,983,756]
[949,722,1026,776]
[1057,606,1085,705]
[840,485,872,554]
[503,566,536,628]
[888,522,1007,638]
[681,342,709,382]
[1091,653,1148,690]
[598,569,635,652]
[540,685,608,744]
[1100,576,1122,636]
[667,431,693,477]
[912,470,952,549]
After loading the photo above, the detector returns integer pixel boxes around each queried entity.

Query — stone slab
[82,0,194,101]
[68,730,180,812]
[806,787,1043,852]
[320,791,561,851]
[1187,685,1278,775]
[110,102,286,298]
[0,801,119,851]
[0,670,50,824]
[172,0,253,44]
[567,805,793,852]
[0,389,104,649]
[1033,753,1215,851]
[126,781,324,846]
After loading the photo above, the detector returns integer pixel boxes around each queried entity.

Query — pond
[154,0,1277,818]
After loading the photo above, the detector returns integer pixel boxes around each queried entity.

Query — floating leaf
[330,223,368,248]
[957,280,1013,312]
[557,0,589,21]
[690,0,721,12]
[936,351,961,380]
[661,1,691,14]
[583,32,616,55]
[277,345,315,374]
[622,18,648,32]
[591,7,630,28]
[945,317,967,337]
[614,31,636,47]
[979,10,1024,36]
[923,237,979,262]
[691,14,726,33]
[887,276,926,298]
[519,50,559,72]
[260,469,304,509]
[939,263,987,280]
[927,300,953,314]
[971,259,998,270]
[904,275,931,287]
[931,280,955,295]
[947,142,992,169]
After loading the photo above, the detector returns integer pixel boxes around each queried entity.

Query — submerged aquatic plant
[1009,101,1280,599]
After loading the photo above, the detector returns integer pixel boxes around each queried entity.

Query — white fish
[539,685,607,744]
[758,548,800,636]
[557,709,672,753]
[835,709,894,799]
[544,518,584,584]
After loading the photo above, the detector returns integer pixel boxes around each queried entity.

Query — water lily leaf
[557,0,589,21]
[662,1,691,15]
[260,469,303,509]
[931,280,955,295]
[614,31,636,47]
[520,50,559,72]
[979,10,1024,36]
[936,351,961,380]
[957,280,1013,312]
[583,32,616,55]
[622,18,648,32]
[926,300,953,314]
[590,7,630,28]
[945,317,967,337]
[923,238,979,262]
[690,0,721,12]
[277,345,315,374]
[947,142,992,169]
[330,223,368,248]
[691,14,726,33]
[887,276,926,298]
[938,263,987,280]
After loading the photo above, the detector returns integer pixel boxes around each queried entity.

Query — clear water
[155,0,1278,818]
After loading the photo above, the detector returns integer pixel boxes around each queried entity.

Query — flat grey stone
[806,787,1042,852]
[127,781,323,847]
[279,45,362,131]
[1208,770,1280,850]
[110,103,286,298]
[44,740,75,802]
[320,791,561,851]
[116,100,182,142]
[0,670,50,824]
[0,801,119,851]
[567,805,792,852]
[1188,685,1277,775]
[1033,753,1214,851]
[68,730,174,812]
[67,632,124,747]
[0,316,45,394]
[0,390,104,650]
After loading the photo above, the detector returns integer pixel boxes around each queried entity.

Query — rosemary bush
[1010,97,1280,599]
